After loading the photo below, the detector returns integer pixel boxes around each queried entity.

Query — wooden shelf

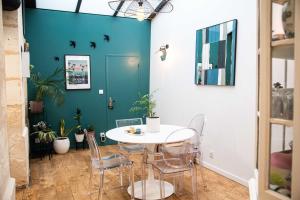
[270,118,293,127]
[272,38,294,47]
[272,39,294,59]
[272,0,288,5]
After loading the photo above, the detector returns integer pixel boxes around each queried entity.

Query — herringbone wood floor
[16,145,249,200]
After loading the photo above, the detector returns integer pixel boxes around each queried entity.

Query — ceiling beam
[113,0,125,17]
[25,0,36,8]
[75,0,82,13]
[148,0,170,20]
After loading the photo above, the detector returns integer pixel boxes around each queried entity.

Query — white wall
[150,0,257,185]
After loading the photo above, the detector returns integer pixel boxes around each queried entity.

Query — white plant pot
[146,117,160,132]
[53,137,70,154]
[75,133,85,142]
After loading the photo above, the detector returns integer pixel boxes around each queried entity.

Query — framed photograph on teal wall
[65,55,91,90]
[195,19,237,86]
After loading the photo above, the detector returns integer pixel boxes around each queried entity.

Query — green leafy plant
[59,119,78,138]
[31,121,57,143]
[87,125,95,132]
[129,91,157,118]
[30,65,65,105]
[74,108,84,135]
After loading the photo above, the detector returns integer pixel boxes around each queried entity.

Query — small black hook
[104,35,110,42]
[54,56,60,61]
[90,42,96,49]
[70,40,76,48]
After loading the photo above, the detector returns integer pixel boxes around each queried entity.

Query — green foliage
[59,119,78,138]
[32,129,57,143]
[73,108,84,135]
[129,90,157,118]
[87,124,95,132]
[270,172,287,186]
[30,65,65,106]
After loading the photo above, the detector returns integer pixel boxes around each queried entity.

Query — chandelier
[108,0,173,21]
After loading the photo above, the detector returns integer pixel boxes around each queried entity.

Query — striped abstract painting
[195,19,237,86]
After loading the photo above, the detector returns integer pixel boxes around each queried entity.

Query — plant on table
[74,108,85,142]
[29,65,65,113]
[130,90,160,132]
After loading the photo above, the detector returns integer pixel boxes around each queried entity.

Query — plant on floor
[29,65,65,113]
[74,108,85,142]
[130,90,160,132]
[54,119,78,154]
[86,124,95,136]
[31,121,57,143]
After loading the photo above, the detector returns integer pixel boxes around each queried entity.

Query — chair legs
[191,165,198,200]
[129,165,135,200]
[159,173,165,200]
[98,171,105,200]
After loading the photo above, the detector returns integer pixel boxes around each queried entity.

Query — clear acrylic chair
[151,128,198,200]
[85,131,135,200]
[188,114,207,190]
[116,118,145,153]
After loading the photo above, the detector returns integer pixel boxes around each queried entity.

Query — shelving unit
[258,0,300,199]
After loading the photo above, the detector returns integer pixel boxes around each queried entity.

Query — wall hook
[90,42,96,49]
[70,40,76,48]
[54,56,60,61]
[104,35,110,42]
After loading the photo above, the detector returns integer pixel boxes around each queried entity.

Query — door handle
[108,97,115,110]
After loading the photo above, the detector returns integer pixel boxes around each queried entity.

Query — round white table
[106,124,195,200]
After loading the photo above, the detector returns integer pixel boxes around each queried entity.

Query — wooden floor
[16,145,249,200]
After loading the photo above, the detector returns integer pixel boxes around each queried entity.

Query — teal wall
[25,9,151,146]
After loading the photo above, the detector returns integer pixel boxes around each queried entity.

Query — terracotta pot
[87,131,95,137]
[29,101,44,113]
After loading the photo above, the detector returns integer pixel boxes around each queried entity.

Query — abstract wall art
[195,19,237,86]
[65,55,91,90]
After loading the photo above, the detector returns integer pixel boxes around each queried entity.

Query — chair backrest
[161,128,197,169]
[85,130,102,168]
[115,118,143,128]
[188,114,206,148]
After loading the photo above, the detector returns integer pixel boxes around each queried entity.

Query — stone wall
[3,6,29,187]
[0,2,16,199]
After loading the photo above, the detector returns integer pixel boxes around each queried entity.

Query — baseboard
[202,161,248,187]
[2,178,16,200]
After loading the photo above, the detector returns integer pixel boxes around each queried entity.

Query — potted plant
[74,108,84,142]
[86,125,95,136]
[53,119,77,154]
[29,66,65,113]
[130,91,160,132]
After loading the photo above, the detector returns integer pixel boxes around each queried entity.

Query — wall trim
[2,177,16,200]
[202,161,249,187]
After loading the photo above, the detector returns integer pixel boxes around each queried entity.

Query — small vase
[282,0,295,38]
[146,117,160,132]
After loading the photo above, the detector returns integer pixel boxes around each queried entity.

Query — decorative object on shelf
[74,108,85,142]
[70,40,76,48]
[158,44,169,61]
[53,119,78,154]
[195,19,238,86]
[90,42,96,49]
[29,66,65,113]
[24,41,30,52]
[104,34,110,42]
[65,55,91,90]
[108,0,173,21]
[130,90,160,132]
[54,56,60,61]
[282,0,295,39]
[272,82,294,120]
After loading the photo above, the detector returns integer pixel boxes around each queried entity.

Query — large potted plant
[74,108,84,142]
[130,91,160,132]
[29,66,65,113]
[53,119,77,154]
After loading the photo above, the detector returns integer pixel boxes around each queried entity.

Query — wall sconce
[159,44,169,61]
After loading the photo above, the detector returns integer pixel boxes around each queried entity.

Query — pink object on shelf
[271,151,292,170]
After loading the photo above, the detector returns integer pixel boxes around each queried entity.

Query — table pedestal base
[127,180,174,200]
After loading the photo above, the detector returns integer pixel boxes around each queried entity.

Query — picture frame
[65,55,91,90]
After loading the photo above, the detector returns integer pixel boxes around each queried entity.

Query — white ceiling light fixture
[108,0,173,21]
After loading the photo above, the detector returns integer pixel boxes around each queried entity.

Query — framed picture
[195,19,238,86]
[65,55,91,90]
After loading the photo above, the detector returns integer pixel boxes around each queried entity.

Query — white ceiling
[35,0,163,19]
